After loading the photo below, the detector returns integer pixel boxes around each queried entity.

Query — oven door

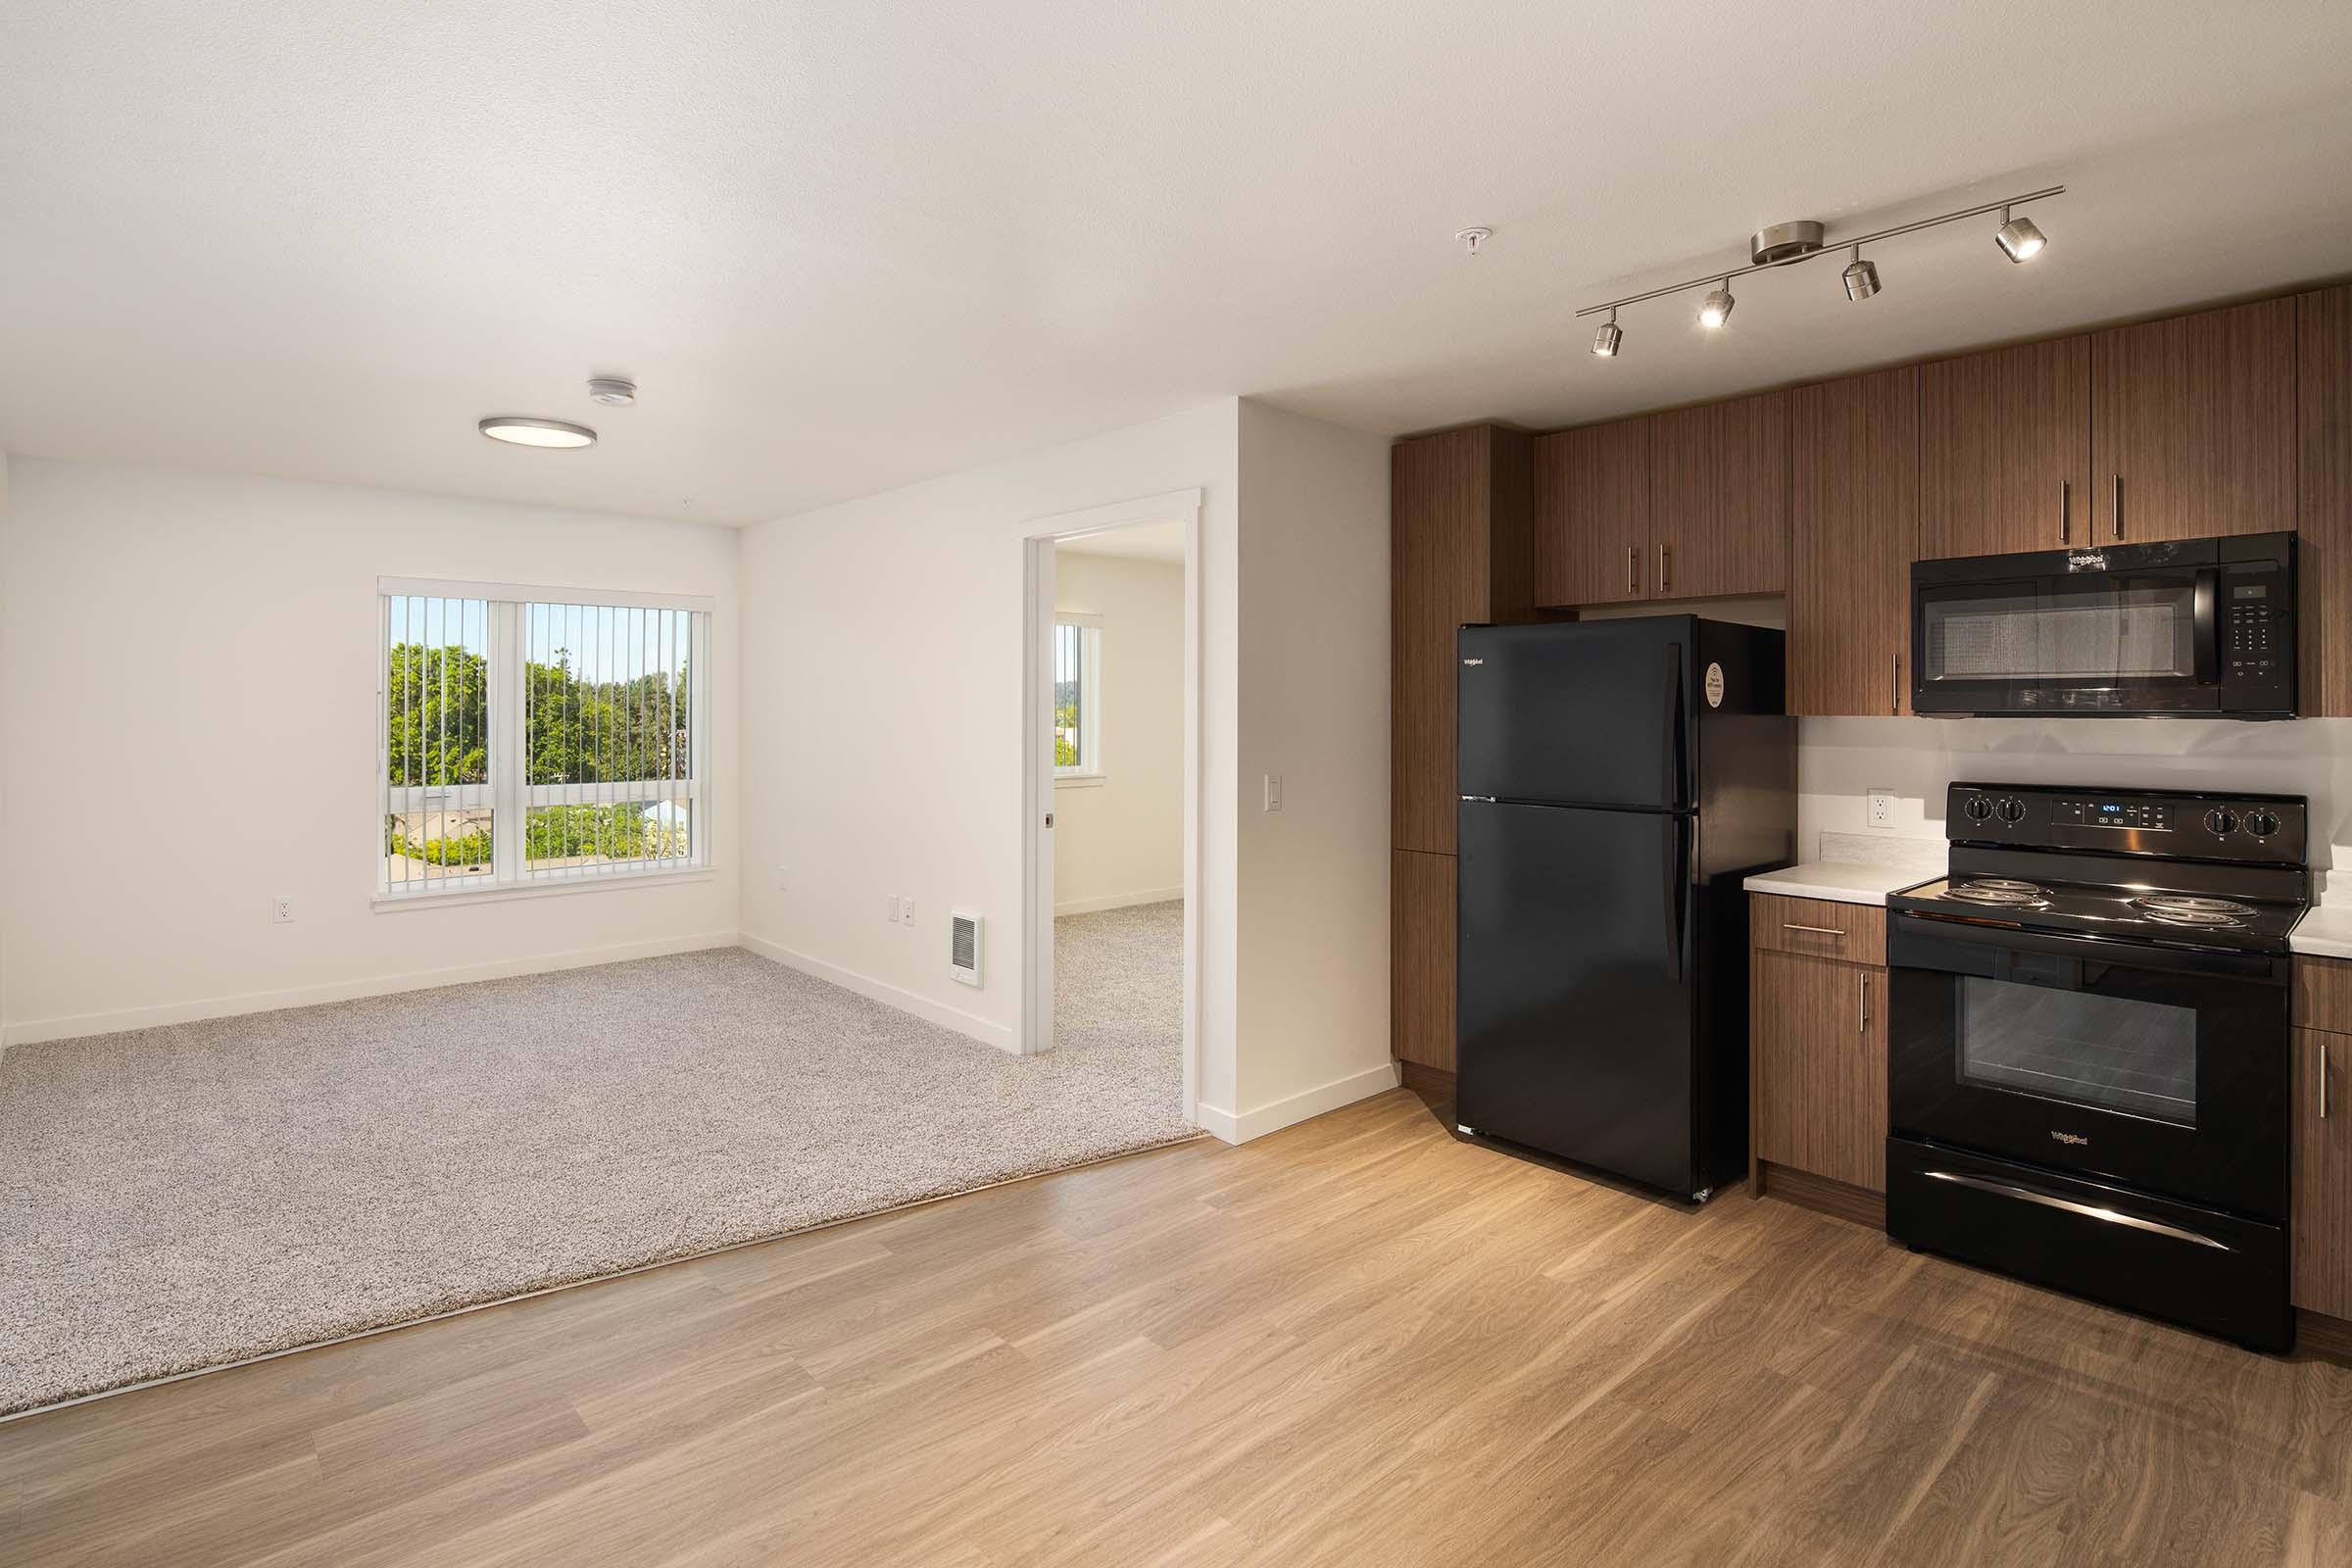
[1886,914,2289,1219]
[1911,563,2219,715]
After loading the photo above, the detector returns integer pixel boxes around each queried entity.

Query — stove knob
[1963,795,1993,823]
[2245,809,2279,838]
[1995,797,2027,824]
[2206,808,2239,835]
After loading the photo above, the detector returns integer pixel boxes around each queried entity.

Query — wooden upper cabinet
[1533,416,1651,607]
[1648,391,1788,599]
[1918,335,2091,561]
[1391,425,1533,857]
[2090,297,2296,544]
[1788,368,1919,716]
[2301,285,2352,718]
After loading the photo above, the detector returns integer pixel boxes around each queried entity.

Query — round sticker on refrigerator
[1704,662,1725,708]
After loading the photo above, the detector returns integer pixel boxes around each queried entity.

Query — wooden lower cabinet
[1393,850,1456,1072]
[2295,1027,2352,1317]
[1752,946,1887,1193]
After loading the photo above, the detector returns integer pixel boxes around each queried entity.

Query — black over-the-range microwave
[1909,532,2296,718]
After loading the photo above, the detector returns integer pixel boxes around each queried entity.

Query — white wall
[735,396,1396,1140]
[736,400,1243,1104]
[1232,400,1395,1132]
[1800,716,2352,879]
[1052,551,1184,914]
[0,458,740,1042]
[0,452,10,1039]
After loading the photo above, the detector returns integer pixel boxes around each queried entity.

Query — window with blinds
[378,580,712,899]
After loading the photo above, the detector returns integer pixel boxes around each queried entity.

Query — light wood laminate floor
[5,1088,2351,1566]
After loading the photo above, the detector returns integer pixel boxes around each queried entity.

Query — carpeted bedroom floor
[0,901,1189,1416]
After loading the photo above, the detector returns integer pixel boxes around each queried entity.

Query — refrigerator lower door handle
[1662,815,1686,982]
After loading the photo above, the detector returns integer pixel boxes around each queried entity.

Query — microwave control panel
[2227,579,2282,683]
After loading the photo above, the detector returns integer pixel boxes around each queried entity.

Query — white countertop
[1743,860,1937,906]
[2291,903,2352,960]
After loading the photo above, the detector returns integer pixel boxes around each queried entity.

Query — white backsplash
[1797,715,2352,874]
[1816,830,1946,873]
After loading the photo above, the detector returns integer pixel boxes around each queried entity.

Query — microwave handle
[2193,567,2218,686]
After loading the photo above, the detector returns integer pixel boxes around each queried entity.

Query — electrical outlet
[903,899,915,926]
[1867,789,1894,828]
[271,895,295,924]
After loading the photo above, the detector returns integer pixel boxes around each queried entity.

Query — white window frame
[373,577,716,909]
[1053,612,1105,787]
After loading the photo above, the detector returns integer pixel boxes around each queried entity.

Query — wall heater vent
[950,909,983,986]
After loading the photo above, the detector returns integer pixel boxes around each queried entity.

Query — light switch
[1263,774,1283,812]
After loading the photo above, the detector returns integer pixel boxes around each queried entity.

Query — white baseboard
[1054,886,1184,917]
[0,931,743,1049]
[1194,1059,1401,1146]
[736,932,1018,1054]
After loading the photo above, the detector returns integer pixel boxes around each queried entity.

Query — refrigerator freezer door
[1456,800,1698,1193]
[1457,620,1690,810]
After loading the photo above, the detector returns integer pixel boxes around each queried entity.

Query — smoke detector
[587,376,638,407]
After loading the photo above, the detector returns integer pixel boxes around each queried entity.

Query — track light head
[1841,246,1881,302]
[1592,309,1622,357]
[1995,206,2046,263]
[1697,282,1735,330]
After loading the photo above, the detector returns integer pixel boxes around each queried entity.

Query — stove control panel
[1948,783,2307,862]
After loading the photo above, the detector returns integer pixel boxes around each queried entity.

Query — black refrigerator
[1454,616,1795,1200]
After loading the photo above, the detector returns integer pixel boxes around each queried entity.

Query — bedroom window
[1054,614,1103,782]
[378,579,712,902]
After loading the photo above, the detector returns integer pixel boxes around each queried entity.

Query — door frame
[1020,488,1202,1128]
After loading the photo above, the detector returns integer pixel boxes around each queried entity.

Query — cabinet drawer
[1750,894,1886,964]
[2294,956,2352,1033]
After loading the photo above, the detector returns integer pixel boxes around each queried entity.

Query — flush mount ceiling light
[586,376,638,406]
[1592,307,1622,358]
[479,416,596,449]
[1575,184,2060,357]
[1841,245,1882,301]
[1994,205,2047,263]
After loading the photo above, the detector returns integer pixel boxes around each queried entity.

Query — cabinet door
[1753,950,1886,1192]
[2295,1028,2352,1317]
[2091,298,2296,544]
[1393,850,1456,1072]
[1533,417,1651,607]
[1918,336,2090,561]
[1789,368,1919,715]
[1392,428,1494,856]
[2302,286,2352,718]
[1649,391,1787,598]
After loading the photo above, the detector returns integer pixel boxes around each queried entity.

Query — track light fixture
[1592,307,1622,357]
[1575,185,2060,357]
[1697,281,1734,330]
[1994,205,2046,263]
[1841,245,1881,302]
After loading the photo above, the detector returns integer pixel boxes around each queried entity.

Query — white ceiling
[1058,519,1186,565]
[4,3,2351,526]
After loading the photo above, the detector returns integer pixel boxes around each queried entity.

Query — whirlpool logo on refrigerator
[2051,1130,2090,1147]
[1461,658,1484,666]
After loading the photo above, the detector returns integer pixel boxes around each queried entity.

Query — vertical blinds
[378,584,711,897]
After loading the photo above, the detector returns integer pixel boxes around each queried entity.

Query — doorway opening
[1022,491,1200,1128]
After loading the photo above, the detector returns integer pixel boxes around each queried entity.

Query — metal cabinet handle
[2112,473,2123,539]
[1857,973,1869,1034]
[2059,479,2069,544]
[2325,1038,2332,1121]
[1782,923,1845,938]
[1890,653,1899,716]
[1658,544,1671,594]
[1627,544,1638,596]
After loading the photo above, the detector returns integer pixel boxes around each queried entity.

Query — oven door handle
[2192,566,2219,686]
[1922,1170,2232,1251]
[1888,910,2284,982]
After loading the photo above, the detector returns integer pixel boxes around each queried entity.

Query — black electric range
[1884,782,2309,1352]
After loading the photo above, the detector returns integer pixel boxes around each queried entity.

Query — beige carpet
[0,903,1187,1416]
